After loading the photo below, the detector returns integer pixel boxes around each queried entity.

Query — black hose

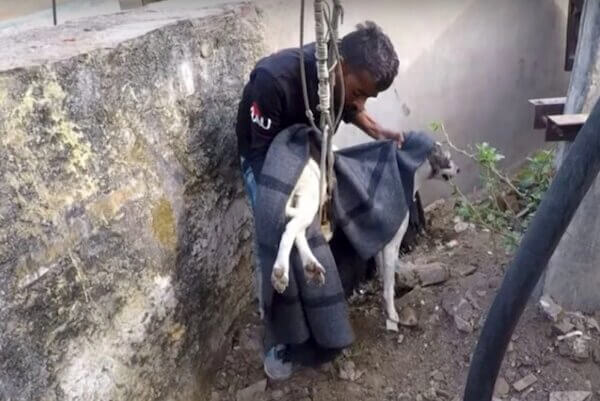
[463,97,600,401]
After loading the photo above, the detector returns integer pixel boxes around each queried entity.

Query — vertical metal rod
[326,0,343,206]
[52,0,57,25]
[314,0,331,218]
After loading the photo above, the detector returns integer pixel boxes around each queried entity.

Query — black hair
[340,21,399,92]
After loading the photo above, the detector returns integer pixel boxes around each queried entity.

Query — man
[235,20,402,380]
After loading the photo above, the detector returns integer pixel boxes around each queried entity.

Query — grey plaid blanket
[255,123,434,354]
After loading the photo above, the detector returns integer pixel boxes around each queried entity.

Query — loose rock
[455,315,473,333]
[418,263,450,286]
[572,337,591,361]
[442,292,475,333]
[454,221,470,233]
[338,360,364,382]
[200,41,213,58]
[363,372,385,389]
[346,382,363,396]
[446,240,459,249]
[592,344,600,364]
[456,264,478,277]
[553,319,576,336]
[423,387,438,401]
[236,380,267,401]
[431,370,445,382]
[396,262,449,288]
[512,373,537,392]
[424,199,445,213]
[494,377,510,397]
[558,336,591,362]
[566,312,588,332]
[338,360,356,381]
[455,298,475,333]
[539,296,562,322]
[399,306,419,327]
[442,292,462,316]
[586,317,600,332]
[549,391,592,401]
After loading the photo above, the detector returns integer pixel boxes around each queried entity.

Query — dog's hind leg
[272,162,323,292]
[295,231,325,286]
[291,171,326,286]
[272,213,310,293]
[377,213,409,331]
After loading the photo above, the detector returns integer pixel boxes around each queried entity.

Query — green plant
[430,122,555,253]
[516,149,554,211]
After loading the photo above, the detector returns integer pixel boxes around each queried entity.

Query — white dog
[270,148,330,294]
[271,141,459,330]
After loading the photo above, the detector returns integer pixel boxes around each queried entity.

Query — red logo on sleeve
[250,102,272,130]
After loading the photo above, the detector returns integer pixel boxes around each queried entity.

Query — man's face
[335,64,379,117]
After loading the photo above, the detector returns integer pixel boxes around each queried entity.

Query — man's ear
[340,61,351,76]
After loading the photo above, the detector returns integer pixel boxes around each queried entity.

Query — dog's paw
[385,318,399,332]
[271,264,289,294]
[304,260,326,286]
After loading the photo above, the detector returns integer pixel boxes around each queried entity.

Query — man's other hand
[380,129,404,147]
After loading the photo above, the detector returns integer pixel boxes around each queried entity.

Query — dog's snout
[456,167,461,174]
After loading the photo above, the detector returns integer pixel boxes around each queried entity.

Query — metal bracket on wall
[545,114,588,141]
[565,0,584,71]
[52,0,57,25]
[529,97,566,129]
[528,97,587,141]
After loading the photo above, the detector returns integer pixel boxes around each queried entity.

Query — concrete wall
[1,0,571,203]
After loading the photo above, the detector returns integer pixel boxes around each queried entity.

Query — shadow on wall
[335,0,569,204]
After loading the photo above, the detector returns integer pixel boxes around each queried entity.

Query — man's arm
[349,110,404,147]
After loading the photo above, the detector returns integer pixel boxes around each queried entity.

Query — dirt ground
[210,199,600,401]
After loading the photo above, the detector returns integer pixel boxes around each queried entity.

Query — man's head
[337,21,399,117]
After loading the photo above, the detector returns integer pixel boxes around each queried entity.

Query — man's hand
[351,110,404,148]
[379,129,404,147]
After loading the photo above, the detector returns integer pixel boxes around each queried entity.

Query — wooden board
[529,97,566,129]
[546,113,588,141]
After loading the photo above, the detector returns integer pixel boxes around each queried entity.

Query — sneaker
[263,344,296,380]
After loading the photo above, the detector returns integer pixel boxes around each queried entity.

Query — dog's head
[427,141,460,181]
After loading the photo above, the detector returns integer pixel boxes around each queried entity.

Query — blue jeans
[240,156,258,208]
[240,156,263,316]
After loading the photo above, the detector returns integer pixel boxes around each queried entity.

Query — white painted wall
[250,0,571,202]
[1,0,571,203]
[0,0,121,34]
